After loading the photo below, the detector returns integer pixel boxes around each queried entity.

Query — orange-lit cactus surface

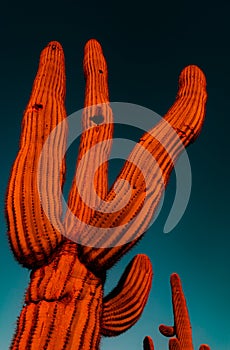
[158,273,210,350]
[6,39,207,349]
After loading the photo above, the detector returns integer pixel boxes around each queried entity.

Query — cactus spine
[6,39,207,350]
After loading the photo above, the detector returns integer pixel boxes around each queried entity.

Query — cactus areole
[6,39,207,349]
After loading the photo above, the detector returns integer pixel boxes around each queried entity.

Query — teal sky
[1,1,229,349]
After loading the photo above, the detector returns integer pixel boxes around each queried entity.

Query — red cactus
[6,39,207,349]
[159,273,210,350]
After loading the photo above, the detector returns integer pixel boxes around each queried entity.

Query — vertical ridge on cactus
[5,38,208,350]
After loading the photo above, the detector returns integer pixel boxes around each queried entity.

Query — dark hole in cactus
[52,45,56,50]
[176,128,186,138]
[90,115,104,125]
[32,103,43,110]
[99,69,103,73]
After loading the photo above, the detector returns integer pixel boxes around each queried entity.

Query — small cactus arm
[101,254,152,336]
[143,336,155,350]
[159,273,211,350]
[5,38,207,350]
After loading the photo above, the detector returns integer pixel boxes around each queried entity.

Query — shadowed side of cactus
[159,273,211,350]
[143,336,155,350]
[5,38,207,350]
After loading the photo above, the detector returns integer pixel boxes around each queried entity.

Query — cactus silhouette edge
[5,39,208,349]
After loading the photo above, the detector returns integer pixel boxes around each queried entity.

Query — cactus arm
[79,65,207,271]
[199,345,210,350]
[64,39,114,237]
[169,338,182,350]
[159,324,175,337]
[101,254,152,336]
[5,41,67,268]
[81,39,113,200]
[143,336,155,350]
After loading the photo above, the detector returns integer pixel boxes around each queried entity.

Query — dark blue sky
[0,1,229,349]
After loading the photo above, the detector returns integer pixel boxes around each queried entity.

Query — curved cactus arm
[101,254,152,336]
[79,65,207,271]
[159,324,175,337]
[169,338,181,350]
[64,39,114,237]
[199,345,210,350]
[143,336,155,350]
[5,41,66,268]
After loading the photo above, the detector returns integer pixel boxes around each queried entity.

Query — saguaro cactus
[6,39,207,349]
[159,273,210,350]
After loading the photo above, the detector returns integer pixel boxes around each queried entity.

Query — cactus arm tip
[199,345,211,350]
[159,324,175,337]
[143,336,155,350]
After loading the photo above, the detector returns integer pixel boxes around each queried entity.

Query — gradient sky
[0,1,229,349]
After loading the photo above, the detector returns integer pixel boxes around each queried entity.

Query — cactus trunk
[11,242,104,350]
